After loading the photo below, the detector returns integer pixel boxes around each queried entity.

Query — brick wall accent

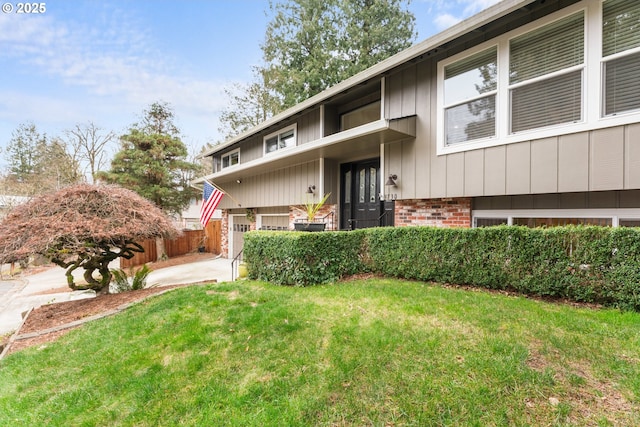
[220,210,229,258]
[289,204,338,231]
[395,198,471,228]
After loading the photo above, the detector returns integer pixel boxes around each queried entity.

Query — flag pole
[204,179,243,207]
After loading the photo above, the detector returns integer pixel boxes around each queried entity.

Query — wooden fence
[120,220,221,268]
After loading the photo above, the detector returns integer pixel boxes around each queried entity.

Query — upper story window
[264,124,297,154]
[509,12,584,133]
[437,0,640,155]
[443,47,497,145]
[602,0,640,116]
[221,149,240,169]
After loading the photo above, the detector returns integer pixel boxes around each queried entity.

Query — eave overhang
[202,0,533,157]
[193,117,415,185]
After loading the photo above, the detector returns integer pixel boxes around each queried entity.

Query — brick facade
[394,198,471,228]
[220,210,229,258]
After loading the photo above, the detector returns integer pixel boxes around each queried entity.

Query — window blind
[604,51,640,115]
[445,47,497,81]
[511,70,582,133]
[446,95,496,145]
[510,12,584,84]
[603,0,640,57]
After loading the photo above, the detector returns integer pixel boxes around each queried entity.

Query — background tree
[218,67,282,140]
[98,102,199,260]
[2,122,82,195]
[0,184,179,293]
[98,102,199,216]
[218,0,416,137]
[65,122,115,184]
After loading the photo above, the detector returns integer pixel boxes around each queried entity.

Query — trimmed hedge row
[243,226,640,310]
[242,231,365,286]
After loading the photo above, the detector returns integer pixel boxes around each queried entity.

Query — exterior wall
[382,52,640,203]
[395,198,471,228]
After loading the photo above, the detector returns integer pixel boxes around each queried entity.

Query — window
[443,47,497,145]
[509,12,584,132]
[602,0,640,116]
[437,1,640,155]
[221,149,240,170]
[473,209,640,228]
[264,124,297,154]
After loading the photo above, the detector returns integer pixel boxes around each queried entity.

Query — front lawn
[1,279,638,426]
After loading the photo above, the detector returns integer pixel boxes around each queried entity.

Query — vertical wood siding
[216,159,338,209]
[382,61,640,201]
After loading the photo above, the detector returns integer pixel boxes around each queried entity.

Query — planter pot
[294,222,326,232]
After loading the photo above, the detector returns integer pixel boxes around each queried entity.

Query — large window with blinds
[437,0,640,155]
[602,0,640,116]
[509,12,584,133]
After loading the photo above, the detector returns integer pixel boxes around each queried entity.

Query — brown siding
[382,55,640,201]
[298,108,321,144]
[590,127,624,191]
[216,160,338,209]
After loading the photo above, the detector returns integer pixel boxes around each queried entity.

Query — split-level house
[197,0,640,258]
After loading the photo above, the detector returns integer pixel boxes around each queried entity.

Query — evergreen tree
[218,0,416,138]
[98,102,199,217]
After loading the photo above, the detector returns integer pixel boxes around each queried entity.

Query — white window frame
[263,124,297,155]
[221,148,240,170]
[600,0,640,117]
[473,208,640,228]
[437,0,640,156]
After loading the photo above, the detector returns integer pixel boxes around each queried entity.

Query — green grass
[1,279,639,426]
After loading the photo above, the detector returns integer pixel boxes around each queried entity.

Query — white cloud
[424,0,502,31]
[0,5,230,145]
[434,13,462,30]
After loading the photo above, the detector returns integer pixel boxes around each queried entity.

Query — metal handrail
[231,249,243,281]
[347,210,393,230]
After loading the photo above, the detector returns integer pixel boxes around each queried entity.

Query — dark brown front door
[341,160,382,229]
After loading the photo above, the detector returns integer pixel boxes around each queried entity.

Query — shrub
[110,264,151,292]
[243,226,640,310]
[243,230,367,286]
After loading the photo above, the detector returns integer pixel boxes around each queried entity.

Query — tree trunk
[155,236,167,261]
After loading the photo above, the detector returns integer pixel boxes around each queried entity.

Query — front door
[341,160,382,229]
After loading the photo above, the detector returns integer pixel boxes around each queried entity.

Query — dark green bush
[243,226,640,310]
[243,230,367,286]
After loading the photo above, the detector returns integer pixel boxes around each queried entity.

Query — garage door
[231,215,251,259]
[260,215,289,231]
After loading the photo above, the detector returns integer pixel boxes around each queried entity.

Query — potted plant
[294,193,330,231]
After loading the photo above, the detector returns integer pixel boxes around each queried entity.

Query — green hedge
[243,226,640,310]
[243,231,367,286]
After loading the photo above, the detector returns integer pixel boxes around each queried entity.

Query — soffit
[196,117,415,184]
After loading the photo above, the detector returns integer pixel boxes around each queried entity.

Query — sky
[0,0,500,164]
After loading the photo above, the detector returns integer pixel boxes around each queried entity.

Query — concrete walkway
[0,256,233,336]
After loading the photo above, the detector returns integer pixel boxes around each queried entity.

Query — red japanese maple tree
[0,184,179,293]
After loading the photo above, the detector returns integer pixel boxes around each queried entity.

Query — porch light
[306,185,316,194]
[385,174,398,187]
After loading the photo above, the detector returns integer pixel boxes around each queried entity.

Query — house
[197,0,640,259]
[176,197,222,230]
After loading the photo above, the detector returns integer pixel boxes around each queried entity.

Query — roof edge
[205,0,533,156]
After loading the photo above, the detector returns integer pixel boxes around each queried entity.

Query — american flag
[200,181,224,227]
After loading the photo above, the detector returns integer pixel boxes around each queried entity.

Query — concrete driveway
[0,256,233,336]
